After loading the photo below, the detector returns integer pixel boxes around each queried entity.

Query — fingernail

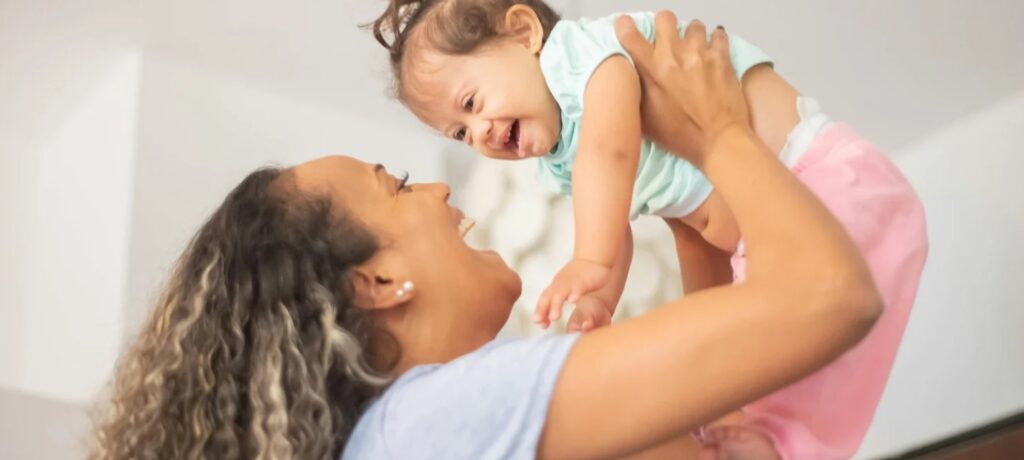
[717,25,725,32]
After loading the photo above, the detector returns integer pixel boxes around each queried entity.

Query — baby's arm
[535,56,642,326]
[566,228,633,332]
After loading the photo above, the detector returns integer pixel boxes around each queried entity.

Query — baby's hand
[566,296,613,333]
[535,259,611,329]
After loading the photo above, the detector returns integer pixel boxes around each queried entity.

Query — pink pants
[731,123,929,459]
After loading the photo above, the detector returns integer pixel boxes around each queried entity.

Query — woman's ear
[351,252,416,310]
[504,4,545,54]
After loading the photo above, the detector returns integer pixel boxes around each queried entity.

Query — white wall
[857,90,1024,458]
[0,0,140,404]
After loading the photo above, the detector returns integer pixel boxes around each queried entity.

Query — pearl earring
[395,280,415,298]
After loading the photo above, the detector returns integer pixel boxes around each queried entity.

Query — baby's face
[404,39,562,160]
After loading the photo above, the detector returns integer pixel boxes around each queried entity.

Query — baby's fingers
[548,289,569,322]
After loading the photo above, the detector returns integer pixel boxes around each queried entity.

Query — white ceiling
[8,0,1022,150]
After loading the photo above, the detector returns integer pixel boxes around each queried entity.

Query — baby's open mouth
[503,120,521,156]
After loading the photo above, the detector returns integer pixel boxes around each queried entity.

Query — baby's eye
[454,127,467,142]
[464,95,475,111]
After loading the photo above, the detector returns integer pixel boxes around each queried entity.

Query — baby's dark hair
[367,0,560,99]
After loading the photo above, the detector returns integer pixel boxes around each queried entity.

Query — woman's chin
[492,258,523,307]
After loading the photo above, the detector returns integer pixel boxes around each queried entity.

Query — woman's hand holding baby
[614,12,751,166]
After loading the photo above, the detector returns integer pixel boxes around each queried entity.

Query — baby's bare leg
[741,64,800,156]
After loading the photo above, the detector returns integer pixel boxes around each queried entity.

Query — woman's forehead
[290,155,386,202]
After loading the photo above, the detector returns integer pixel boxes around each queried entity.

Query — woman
[89,13,880,460]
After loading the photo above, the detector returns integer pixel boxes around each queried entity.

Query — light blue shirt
[342,334,580,460]
[538,12,773,219]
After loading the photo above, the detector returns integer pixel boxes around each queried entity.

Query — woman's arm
[538,14,881,460]
[670,64,801,295]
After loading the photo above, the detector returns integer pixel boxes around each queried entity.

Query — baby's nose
[471,119,493,144]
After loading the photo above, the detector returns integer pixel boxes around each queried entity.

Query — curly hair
[88,168,396,460]
[367,0,561,101]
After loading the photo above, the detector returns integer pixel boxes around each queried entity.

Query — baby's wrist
[571,256,614,270]
[579,294,615,314]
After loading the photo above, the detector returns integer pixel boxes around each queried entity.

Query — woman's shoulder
[372,334,581,416]
[342,334,580,459]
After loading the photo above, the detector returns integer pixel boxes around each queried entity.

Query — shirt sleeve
[356,334,580,460]
[540,15,636,121]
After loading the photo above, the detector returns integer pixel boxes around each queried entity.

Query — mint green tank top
[537,12,772,219]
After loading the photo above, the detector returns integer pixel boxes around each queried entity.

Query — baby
[369,2,928,459]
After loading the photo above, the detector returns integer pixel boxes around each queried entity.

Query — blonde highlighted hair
[89,168,395,459]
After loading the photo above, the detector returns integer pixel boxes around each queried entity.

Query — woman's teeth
[458,217,476,238]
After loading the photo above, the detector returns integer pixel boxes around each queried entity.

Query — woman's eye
[454,128,467,142]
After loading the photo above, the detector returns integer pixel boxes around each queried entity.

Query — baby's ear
[504,4,545,54]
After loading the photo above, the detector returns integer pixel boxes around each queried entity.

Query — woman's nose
[422,182,451,202]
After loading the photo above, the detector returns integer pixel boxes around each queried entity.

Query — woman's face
[291,156,521,368]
